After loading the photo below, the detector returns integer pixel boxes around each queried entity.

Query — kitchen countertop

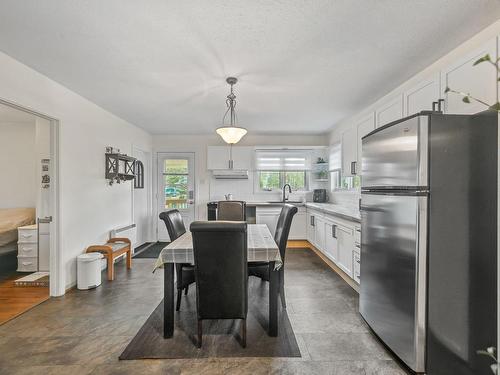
[305,202,361,223]
[245,201,306,207]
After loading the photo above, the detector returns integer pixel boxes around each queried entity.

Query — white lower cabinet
[307,208,359,283]
[324,220,338,263]
[306,210,316,246]
[336,224,355,277]
[289,208,307,240]
[314,215,326,251]
[256,206,282,235]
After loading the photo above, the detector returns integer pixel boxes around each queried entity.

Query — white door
[133,147,151,248]
[157,152,195,241]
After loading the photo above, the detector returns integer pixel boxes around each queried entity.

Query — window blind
[255,149,312,171]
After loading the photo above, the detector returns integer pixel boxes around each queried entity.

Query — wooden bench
[86,238,131,281]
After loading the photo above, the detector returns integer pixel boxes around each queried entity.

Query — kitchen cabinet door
[306,211,316,246]
[405,73,441,115]
[231,146,253,170]
[356,112,376,176]
[314,215,326,252]
[376,95,404,128]
[324,221,339,263]
[337,224,355,277]
[207,146,229,170]
[289,211,307,240]
[342,126,358,176]
[441,38,497,115]
[256,207,281,236]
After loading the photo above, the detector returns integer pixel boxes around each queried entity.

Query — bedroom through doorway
[0,102,54,325]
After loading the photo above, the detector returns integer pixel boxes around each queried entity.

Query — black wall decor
[105,146,136,185]
[134,160,144,189]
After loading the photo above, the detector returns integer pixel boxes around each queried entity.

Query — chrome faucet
[282,184,292,203]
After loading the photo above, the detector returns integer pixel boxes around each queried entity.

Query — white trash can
[77,253,103,290]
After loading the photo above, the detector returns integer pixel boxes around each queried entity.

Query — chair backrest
[217,201,246,221]
[159,209,186,242]
[190,221,248,320]
[274,204,298,261]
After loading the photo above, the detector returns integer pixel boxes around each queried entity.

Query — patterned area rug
[133,242,168,259]
[119,277,301,359]
[14,272,49,287]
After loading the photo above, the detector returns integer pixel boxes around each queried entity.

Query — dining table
[154,223,282,339]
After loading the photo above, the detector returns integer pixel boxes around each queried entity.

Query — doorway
[157,152,195,241]
[133,146,151,250]
[0,100,59,324]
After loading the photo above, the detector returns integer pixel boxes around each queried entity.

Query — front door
[157,152,195,241]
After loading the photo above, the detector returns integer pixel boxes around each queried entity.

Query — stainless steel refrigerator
[359,110,497,374]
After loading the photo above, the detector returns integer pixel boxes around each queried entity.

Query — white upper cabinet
[207,146,252,170]
[356,112,376,175]
[376,95,404,128]
[441,38,497,115]
[405,73,441,115]
[341,125,357,176]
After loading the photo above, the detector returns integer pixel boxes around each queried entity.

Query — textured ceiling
[0,1,499,135]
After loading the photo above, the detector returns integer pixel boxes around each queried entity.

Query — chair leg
[107,257,114,281]
[279,270,286,309]
[126,248,132,269]
[240,318,247,348]
[185,285,189,295]
[176,288,182,311]
[197,320,202,348]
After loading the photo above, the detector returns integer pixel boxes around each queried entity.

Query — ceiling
[0,1,499,135]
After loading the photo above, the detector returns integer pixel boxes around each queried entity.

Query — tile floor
[0,248,409,374]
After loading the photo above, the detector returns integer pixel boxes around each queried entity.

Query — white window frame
[255,170,309,193]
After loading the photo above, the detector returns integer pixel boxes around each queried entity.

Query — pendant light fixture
[216,77,247,145]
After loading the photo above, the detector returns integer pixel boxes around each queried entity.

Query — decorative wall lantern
[105,146,136,185]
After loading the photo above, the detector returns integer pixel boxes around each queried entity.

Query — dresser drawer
[17,256,38,272]
[18,243,38,257]
[18,229,38,243]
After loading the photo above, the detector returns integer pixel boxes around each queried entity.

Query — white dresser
[17,224,38,272]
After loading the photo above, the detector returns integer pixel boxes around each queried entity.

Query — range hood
[212,169,249,179]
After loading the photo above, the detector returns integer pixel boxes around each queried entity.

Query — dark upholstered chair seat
[217,200,246,221]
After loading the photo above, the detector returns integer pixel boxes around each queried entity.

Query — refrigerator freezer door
[361,115,428,189]
[359,192,427,373]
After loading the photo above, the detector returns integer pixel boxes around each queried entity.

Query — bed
[0,208,35,278]
[0,208,36,246]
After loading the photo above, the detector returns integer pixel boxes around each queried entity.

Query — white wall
[0,121,36,209]
[0,51,152,293]
[153,134,328,224]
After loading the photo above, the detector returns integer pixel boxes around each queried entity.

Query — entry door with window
[157,153,195,241]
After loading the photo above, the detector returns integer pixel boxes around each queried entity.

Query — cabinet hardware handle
[351,161,357,175]
[432,101,437,111]
[438,98,445,112]
[311,216,315,226]
[332,225,337,238]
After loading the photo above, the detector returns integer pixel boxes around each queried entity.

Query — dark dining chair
[190,221,248,348]
[248,204,298,309]
[217,200,246,221]
[159,210,195,311]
